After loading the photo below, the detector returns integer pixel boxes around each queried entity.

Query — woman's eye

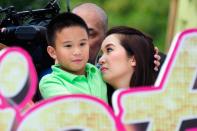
[106,47,113,53]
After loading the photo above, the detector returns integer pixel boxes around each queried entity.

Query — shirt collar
[85,63,96,74]
[52,63,96,82]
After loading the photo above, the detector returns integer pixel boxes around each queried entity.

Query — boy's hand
[154,47,161,71]
[21,100,35,113]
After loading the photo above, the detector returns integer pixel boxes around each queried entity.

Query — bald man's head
[72,3,108,64]
[73,3,108,32]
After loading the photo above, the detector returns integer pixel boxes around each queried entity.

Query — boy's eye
[64,44,72,48]
[80,42,86,46]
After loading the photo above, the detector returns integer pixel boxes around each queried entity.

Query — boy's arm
[39,77,70,99]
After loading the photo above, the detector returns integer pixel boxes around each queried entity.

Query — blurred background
[1,0,197,53]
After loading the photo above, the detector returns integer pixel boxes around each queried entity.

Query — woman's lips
[100,67,108,72]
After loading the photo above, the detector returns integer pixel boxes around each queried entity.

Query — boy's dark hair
[46,12,89,47]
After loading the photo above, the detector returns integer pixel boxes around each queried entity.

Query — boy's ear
[47,46,57,60]
[129,56,136,67]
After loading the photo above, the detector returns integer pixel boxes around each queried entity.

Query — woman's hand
[154,47,161,71]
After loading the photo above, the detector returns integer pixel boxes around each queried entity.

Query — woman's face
[98,34,135,88]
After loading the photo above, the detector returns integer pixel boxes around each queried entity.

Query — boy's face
[47,26,89,75]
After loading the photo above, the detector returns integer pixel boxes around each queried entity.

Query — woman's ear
[129,56,136,67]
[47,46,57,60]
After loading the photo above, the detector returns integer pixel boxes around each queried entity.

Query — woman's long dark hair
[106,26,156,87]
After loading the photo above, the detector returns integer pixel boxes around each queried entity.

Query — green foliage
[0,0,170,51]
[103,0,169,51]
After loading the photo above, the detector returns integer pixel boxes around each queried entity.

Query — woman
[98,26,156,131]
[98,26,156,96]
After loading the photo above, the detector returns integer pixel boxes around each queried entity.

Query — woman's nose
[98,55,105,65]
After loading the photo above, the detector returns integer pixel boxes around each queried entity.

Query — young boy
[39,12,107,103]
